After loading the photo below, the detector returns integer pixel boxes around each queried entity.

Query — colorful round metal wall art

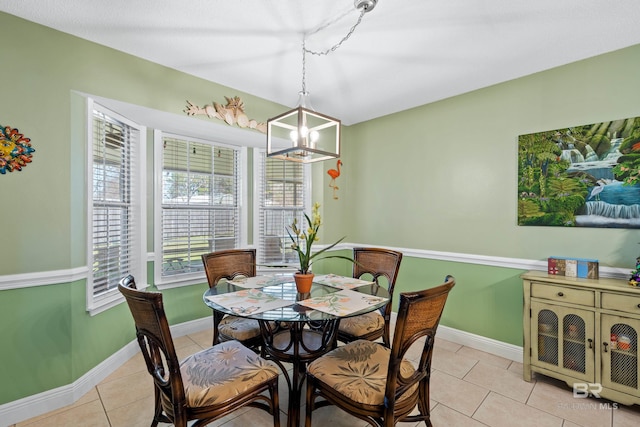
[0,124,35,174]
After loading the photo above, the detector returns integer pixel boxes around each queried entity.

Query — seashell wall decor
[184,96,267,133]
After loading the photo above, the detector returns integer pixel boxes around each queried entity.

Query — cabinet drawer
[601,292,640,314]
[531,282,595,306]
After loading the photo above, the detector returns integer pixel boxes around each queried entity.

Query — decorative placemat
[313,274,374,289]
[227,274,293,288]
[205,288,292,316]
[297,289,387,316]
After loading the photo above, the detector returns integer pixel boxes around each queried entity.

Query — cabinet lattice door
[531,301,595,382]
[601,314,640,394]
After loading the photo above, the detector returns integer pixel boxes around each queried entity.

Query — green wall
[319,255,524,346]
[338,48,640,266]
[331,45,640,353]
[0,12,283,405]
[1,10,640,407]
[1,284,72,399]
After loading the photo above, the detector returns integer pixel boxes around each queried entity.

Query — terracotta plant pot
[294,272,314,294]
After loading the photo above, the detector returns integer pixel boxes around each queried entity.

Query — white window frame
[253,149,311,273]
[154,130,248,288]
[86,99,147,315]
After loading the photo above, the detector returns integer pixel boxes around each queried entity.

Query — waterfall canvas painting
[518,116,640,228]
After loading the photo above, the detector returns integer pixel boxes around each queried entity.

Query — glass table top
[203,275,390,322]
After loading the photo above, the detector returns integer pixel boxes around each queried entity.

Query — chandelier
[266,0,378,163]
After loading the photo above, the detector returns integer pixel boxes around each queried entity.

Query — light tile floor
[13,328,640,427]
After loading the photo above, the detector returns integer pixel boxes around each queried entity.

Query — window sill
[87,282,150,316]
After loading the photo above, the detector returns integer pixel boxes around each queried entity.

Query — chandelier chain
[303,8,366,57]
[302,40,307,94]
[306,7,353,38]
[301,7,367,93]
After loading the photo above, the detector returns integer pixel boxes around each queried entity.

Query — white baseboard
[436,325,523,362]
[0,317,212,427]
[389,312,523,363]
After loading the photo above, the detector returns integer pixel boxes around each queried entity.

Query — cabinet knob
[588,338,593,349]
[603,342,609,353]
[557,292,564,297]
[637,303,640,309]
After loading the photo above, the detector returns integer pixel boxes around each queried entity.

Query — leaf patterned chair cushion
[181,340,280,407]
[307,339,417,406]
[337,311,384,337]
[218,316,262,341]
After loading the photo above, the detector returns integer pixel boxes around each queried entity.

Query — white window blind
[258,152,309,266]
[90,107,141,299]
[160,136,240,279]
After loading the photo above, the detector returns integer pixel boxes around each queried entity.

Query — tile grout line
[95,385,112,426]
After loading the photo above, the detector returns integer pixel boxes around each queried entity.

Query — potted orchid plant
[287,202,354,292]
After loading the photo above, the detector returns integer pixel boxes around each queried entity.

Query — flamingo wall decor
[327,159,342,199]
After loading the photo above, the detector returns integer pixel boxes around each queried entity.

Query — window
[156,133,242,284]
[256,151,310,267]
[88,102,145,313]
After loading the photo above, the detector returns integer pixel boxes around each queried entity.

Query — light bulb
[290,126,312,146]
[310,130,319,143]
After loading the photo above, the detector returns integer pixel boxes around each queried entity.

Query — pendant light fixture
[266,0,378,163]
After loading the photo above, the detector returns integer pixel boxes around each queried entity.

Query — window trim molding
[86,98,147,315]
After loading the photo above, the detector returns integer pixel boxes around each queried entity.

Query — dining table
[202,273,391,427]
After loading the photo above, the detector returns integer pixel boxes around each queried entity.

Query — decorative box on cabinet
[522,271,640,405]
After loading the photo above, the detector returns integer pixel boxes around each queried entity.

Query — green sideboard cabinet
[522,271,640,405]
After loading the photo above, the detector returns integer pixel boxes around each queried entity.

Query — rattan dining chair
[118,275,281,427]
[305,275,455,427]
[201,249,264,351]
[337,247,403,347]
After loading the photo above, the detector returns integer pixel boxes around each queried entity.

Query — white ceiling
[2,0,640,125]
